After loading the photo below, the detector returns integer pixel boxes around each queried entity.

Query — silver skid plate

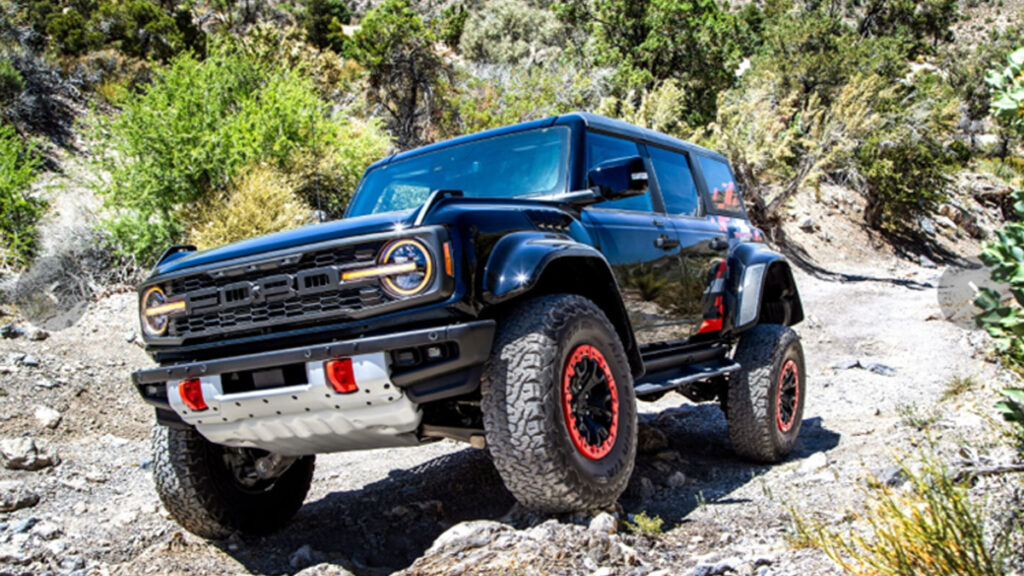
[166,352,421,455]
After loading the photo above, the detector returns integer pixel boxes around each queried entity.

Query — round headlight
[379,239,433,296]
[140,286,171,337]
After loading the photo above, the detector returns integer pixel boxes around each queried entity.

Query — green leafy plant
[625,511,664,535]
[994,388,1024,443]
[974,189,1024,366]
[986,47,1024,137]
[0,124,45,269]
[792,452,1007,576]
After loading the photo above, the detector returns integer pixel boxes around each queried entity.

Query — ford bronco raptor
[133,113,805,538]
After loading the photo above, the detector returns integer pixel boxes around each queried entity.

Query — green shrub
[943,24,1023,125]
[856,0,959,56]
[755,7,909,108]
[25,0,202,61]
[793,452,1006,576]
[93,40,384,263]
[303,0,352,52]
[595,79,691,139]
[460,0,565,65]
[291,117,392,218]
[440,62,599,138]
[344,0,453,147]
[555,0,747,124]
[436,2,469,50]
[858,128,953,230]
[0,58,24,105]
[0,124,45,269]
[93,0,187,61]
[187,164,313,250]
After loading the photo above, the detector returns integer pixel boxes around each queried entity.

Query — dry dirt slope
[0,241,1021,576]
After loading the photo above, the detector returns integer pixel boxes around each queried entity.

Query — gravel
[0,240,1019,575]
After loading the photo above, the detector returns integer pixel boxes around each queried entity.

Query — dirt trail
[0,247,1018,575]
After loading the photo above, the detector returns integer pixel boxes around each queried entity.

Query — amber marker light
[443,242,453,277]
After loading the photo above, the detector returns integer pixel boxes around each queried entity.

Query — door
[579,132,691,346]
[645,145,730,339]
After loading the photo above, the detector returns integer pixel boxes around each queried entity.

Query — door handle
[655,235,680,250]
[709,237,729,250]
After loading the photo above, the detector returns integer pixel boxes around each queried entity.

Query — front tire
[726,324,806,463]
[482,294,638,512]
[151,426,315,539]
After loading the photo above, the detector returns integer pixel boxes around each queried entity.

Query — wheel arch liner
[728,243,804,333]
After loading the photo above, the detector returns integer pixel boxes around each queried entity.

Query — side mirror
[588,156,648,200]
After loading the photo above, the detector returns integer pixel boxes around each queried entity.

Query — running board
[633,361,741,397]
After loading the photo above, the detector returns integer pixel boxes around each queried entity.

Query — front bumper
[133,321,495,455]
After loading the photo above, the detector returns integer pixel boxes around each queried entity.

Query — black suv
[133,113,806,538]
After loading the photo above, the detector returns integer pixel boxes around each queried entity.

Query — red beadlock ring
[562,344,619,460]
[776,359,799,433]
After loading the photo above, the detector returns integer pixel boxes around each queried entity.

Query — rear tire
[151,426,315,539]
[726,324,805,463]
[482,294,637,512]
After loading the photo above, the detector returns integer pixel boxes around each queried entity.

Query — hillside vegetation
[0,0,1021,278]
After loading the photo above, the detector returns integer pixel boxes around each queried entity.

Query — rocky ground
[2,195,1024,575]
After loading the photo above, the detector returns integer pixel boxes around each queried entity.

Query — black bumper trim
[133,320,496,394]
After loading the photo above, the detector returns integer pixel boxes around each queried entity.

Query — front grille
[164,240,391,341]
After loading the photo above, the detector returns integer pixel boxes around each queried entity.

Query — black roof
[366,112,728,172]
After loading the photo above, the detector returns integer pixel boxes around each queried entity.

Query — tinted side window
[699,156,743,215]
[585,132,652,212]
[648,146,699,216]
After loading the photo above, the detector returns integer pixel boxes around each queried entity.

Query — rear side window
[699,156,744,216]
[648,146,699,216]
[585,132,652,212]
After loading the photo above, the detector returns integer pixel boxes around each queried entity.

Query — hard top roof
[364,112,728,172]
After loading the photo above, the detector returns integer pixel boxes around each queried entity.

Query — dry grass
[186,163,314,250]
[792,452,1006,576]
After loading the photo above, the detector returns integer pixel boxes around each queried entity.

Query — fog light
[178,378,208,411]
[325,358,358,394]
[426,346,443,360]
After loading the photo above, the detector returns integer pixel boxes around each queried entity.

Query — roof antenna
[311,112,324,223]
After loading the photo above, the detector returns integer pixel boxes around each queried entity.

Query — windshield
[347,126,570,217]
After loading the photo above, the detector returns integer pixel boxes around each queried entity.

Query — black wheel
[481,294,638,512]
[726,324,805,463]
[151,425,315,539]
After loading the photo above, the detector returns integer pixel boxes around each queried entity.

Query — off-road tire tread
[727,324,803,463]
[482,294,637,512]
[151,425,314,539]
